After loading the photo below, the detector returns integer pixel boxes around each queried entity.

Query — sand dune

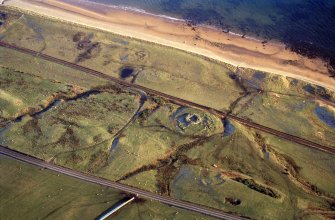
[3,0,335,90]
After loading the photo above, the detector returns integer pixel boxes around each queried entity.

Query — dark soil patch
[76,42,101,63]
[135,51,147,61]
[22,118,41,136]
[330,201,335,211]
[138,106,160,125]
[58,127,80,150]
[88,150,109,173]
[73,32,102,63]
[118,164,159,182]
[233,177,279,198]
[72,32,85,42]
[225,197,241,206]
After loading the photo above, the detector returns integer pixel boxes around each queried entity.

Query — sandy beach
[3,0,335,90]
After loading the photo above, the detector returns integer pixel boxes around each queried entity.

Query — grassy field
[4,87,333,219]
[112,199,216,220]
[0,155,214,220]
[231,68,335,147]
[0,6,335,220]
[1,87,141,169]
[0,47,108,88]
[0,155,125,220]
[182,121,335,219]
[1,7,334,148]
[0,66,71,121]
[0,7,243,111]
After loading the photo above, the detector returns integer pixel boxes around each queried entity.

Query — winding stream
[109,90,147,154]
[0,89,103,143]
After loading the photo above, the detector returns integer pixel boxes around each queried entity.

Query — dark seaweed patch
[104,0,335,70]
[158,0,335,71]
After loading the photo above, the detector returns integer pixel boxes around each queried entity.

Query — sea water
[86,0,335,68]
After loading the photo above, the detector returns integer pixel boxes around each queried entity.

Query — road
[0,41,334,154]
[0,145,245,220]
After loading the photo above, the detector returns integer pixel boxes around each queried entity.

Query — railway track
[0,41,334,154]
[0,146,246,220]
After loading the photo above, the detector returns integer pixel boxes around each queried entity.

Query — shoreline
[2,0,335,90]
[68,0,186,22]
[63,0,263,42]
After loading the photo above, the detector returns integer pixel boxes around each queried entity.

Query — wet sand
[3,0,335,90]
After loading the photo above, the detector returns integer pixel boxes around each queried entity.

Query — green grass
[121,170,159,193]
[1,64,334,219]
[264,132,335,196]
[113,199,216,220]
[0,155,213,220]
[1,7,334,147]
[2,89,140,168]
[0,67,77,120]
[0,155,125,220]
[0,47,108,89]
[233,86,335,147]
[182,121,334,219]
[0,8,243,111]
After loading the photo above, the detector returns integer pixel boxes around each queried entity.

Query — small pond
[315,106,335,129]
[120,67,134,79]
